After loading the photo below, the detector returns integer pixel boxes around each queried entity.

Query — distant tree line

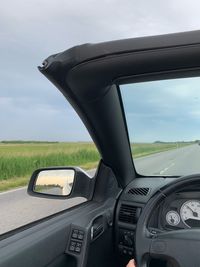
[154,141,196,144]
[0,141,59,144]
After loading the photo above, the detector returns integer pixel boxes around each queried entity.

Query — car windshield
[120,76,200,176]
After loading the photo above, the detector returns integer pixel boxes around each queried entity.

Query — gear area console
[118,228,135,256]
[115,201,143,261]
[115,177,180,267]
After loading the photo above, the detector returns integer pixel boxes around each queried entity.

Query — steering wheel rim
[135,174,200,267]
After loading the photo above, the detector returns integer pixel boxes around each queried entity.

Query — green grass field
[0,142,191,192]
[131,142,188,158]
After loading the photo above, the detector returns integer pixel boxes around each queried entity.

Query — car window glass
[0,90,100,235]
[121,76,200,176]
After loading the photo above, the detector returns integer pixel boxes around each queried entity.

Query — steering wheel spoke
[135,229,153,267]
[150,229,200,267]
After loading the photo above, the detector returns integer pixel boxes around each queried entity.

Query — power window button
[72,233,78,239]
[75,247,81,253]
[72,229,79,239]
[78,234,84,240]
[69,246,75,252]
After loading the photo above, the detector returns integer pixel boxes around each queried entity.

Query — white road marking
[159,163,175,175]
[0,187,26,195]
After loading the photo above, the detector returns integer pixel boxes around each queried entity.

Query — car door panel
[0,163,120,267]
[0,202,115,267]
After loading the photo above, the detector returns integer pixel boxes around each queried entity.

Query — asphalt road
[1,144,200,235]
[135,144,200,176]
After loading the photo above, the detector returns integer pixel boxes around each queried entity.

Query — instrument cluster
[160,193,200,229]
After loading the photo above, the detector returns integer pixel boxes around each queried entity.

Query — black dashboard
[115,176,200,263]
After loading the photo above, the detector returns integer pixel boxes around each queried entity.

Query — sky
[1,0,200,142]
[121,77,200,142]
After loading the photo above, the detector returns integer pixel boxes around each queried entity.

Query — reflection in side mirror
[34,169,75,196]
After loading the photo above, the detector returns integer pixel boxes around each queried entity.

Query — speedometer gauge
[166,211,180,226]
[180,200,200,228]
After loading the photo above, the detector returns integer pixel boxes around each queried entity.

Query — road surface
[135,144,200,176]
[1,144,200,235]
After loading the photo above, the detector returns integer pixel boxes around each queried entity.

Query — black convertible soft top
[40,30,200,71]
[39,30,200,187]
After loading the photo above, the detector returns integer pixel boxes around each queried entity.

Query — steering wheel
[135,174,200,267]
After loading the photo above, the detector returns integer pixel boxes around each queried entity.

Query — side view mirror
[28,167,95,199]
[31,169,75,196]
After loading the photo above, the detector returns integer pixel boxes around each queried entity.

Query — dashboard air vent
[127,187,150,196]
[119,204,141,224]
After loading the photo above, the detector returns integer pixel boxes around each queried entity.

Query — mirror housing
[28,167,95,199]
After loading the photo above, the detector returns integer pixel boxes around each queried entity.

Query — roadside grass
[0,142,192,192]
[131,142,190,158]
[0,177,29,192]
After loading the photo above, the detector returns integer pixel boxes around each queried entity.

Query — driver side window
[0,89,100,235]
